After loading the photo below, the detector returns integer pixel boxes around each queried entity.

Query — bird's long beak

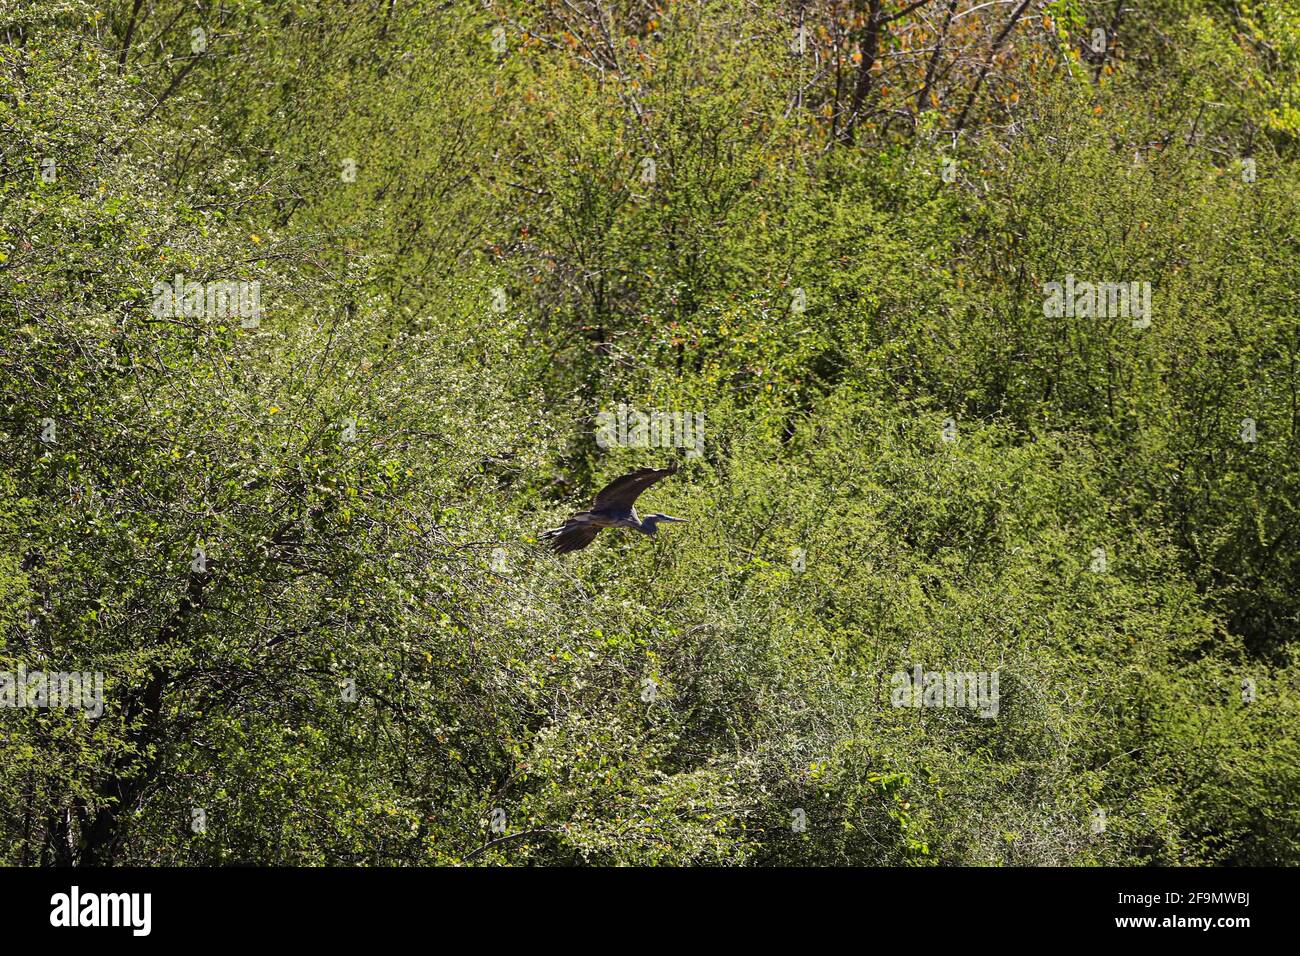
[661,515,687,523]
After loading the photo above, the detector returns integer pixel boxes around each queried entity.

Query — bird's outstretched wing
[591,462,678,512]
[539,514,604,554]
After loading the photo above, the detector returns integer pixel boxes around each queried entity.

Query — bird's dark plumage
[540,463,682,554]
[591,464,677,510]
[542,520,601,554]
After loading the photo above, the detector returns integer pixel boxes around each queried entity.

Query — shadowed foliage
[1,0,1297,866]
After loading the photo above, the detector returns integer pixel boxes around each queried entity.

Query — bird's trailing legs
[540,464,685,554]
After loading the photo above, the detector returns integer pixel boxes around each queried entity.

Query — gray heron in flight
[540,463,686,554]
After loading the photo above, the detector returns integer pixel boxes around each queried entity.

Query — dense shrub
[1,0,1296,865]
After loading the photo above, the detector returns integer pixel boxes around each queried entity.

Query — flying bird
[540,463,686,554]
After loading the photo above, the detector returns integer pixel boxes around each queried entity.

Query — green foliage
[1,0,1297,866]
